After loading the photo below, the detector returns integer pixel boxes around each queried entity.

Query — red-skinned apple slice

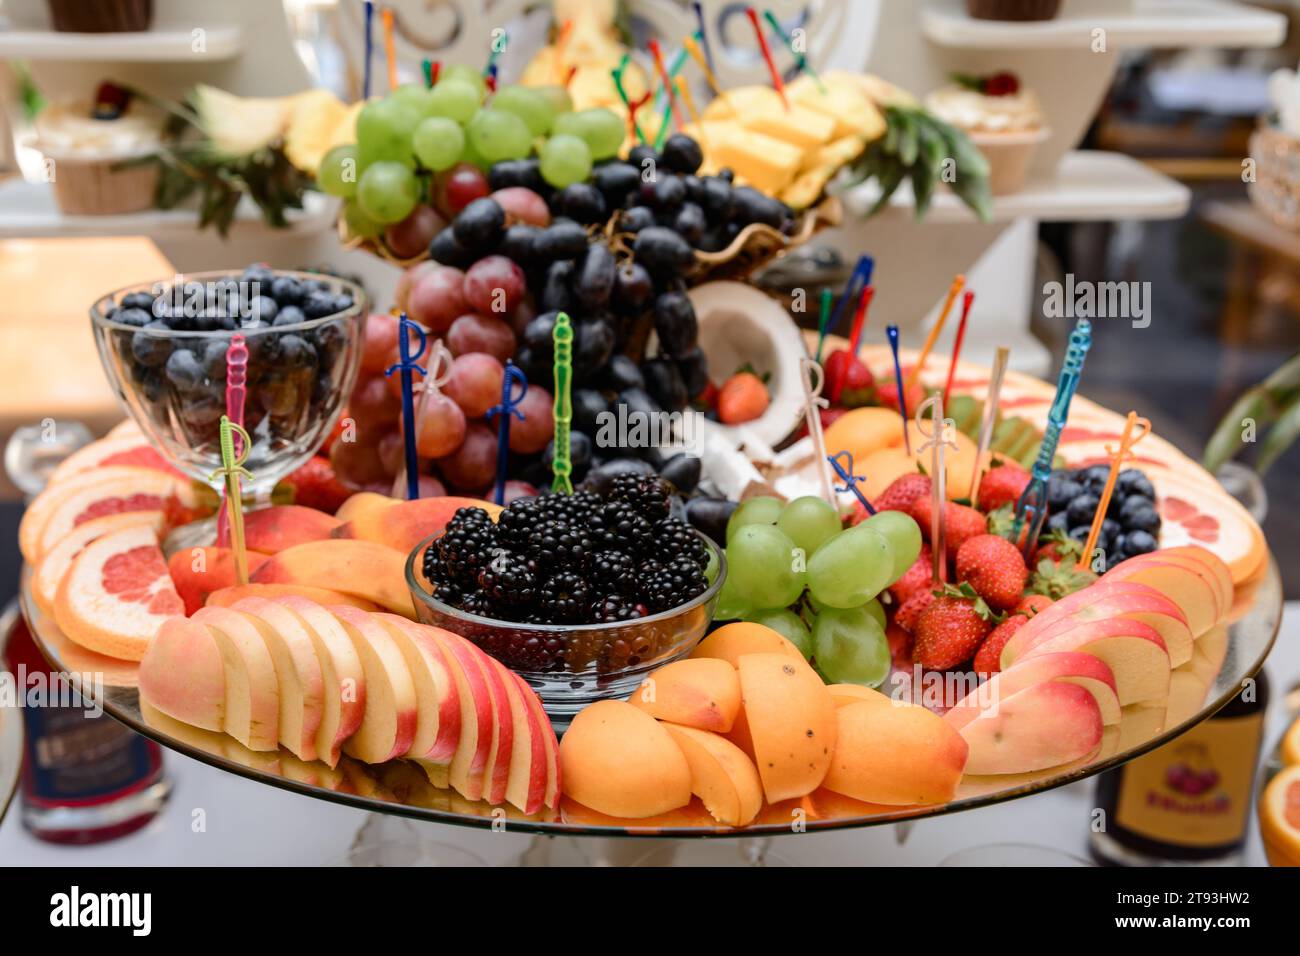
[230,596,326,762]
[516,672,560,809]
[273,596,365,768]
[420,628,494,799]
[1001,581,1185,663]
[328,605,418,764]
[1103,557,1220,638]
[468,646,514,805]
[192,605,280,751]
[493,664,549,814]
[945,651,1120,732]
[1153,546,1233,609]
[372,615,461,767]
[1012,617,1170,706]
[957,681,1104,775]
[139,616,225,732]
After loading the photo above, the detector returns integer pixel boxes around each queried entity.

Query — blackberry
[586,549,636,591]
[592,594,648,623]
[590,500,653,553]
[477,552,539,607]
[527,519,593,567]
[497,498,545,548]
[435,518,498,585]
[538,570,590,622]
[459,590,499,619]
[609,473,672,522]
[651,516,707,566]
[641,557,708,613]
[540,489,602,525]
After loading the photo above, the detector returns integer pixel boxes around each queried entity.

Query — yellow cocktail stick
[684,33,731,112]
[380,8,398,92]
[1077,412,1150,572]
[906,274,965,389]
[674,76,706,146]
[210,416,254,586]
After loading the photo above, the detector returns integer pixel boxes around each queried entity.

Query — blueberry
[313,320,345,365]
[1047,510,1071,534]
[202,339,231,379]
[1066,493,1099,528]
[278,334,318,369]
[121,291,155,311]
[1100,517,1121,549]
[1119,495,1154,525]
[1125,529,1158,555]
[302,291,336,319]
[270,275,302,305]
[1067,525,1091,543]
[115,307,152,328]
[1046,475,1082,511]
[248,295,279,324]
[332,293,354,314]
[1116,469,1156,501]
[1123,505,1161,534]
[273,305,306,327]
[164,348,204,391]
[1080,464,1111,492]
[131,321,174,367]
[242,263,275,285]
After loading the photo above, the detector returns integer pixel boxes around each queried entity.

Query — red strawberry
[955,533,1028,611]
[1016,594,1054,616]
[825,349,876,407]
[889,545,934,604]
[913,588,994,670]
[283,456,352,514]
[976,462,1030,513]
[874,472,931,514]
[886,622,914,670]
[909,496,988,555]
[894,589,936,634]
[876,378,927,417]
[973,615,1027,676]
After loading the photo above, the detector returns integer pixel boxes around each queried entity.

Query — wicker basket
[1248,124,1300,230]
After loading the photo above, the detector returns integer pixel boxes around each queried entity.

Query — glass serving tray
[19,561,1282,838]
[0,602,26,824]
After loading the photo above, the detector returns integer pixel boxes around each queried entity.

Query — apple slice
[273,596,366,768]
[467,646,514,805]
[230,596,326,762]
[945,651,1120,733]
[1011,617,1170,706]
[192,606,280,751]
[661,722,763,827]
[138,616,225,732]
[491,663,549,815]
[328,605,418,764]
[1152,545,1234,610]
[516,673,560,810]
[372,615,461,766]
[1103,556,1221,638]
[957,681,1104,775]
[420,627,494,800]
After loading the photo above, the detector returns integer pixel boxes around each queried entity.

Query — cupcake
[35,86,163,216]
[925,72,1049,195]
[46,0,153,32]
[965,0,1061,21]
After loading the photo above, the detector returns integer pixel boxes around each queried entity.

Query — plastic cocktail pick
[551,312,575,494]
[828,255,873,342]
[942,288,976,408]
[210,415,253,586]
[744,6,788,108]
[1078,411,1150,572]
[800,357,835,504]
[907,274,965,389]
[692,2,715,74]
[381,7,398,91]
[421,59,434,88]
[916,395,959,583]
[814,287,833,363]
[763,9,826,93]
[674,75,706,145]
[683,33,731,111]
[487,362,528,506]
[887,325,911,455]
[484,27,508,77]
[827,451,874,516]
[831,284,874,405]
[611,56,648,144]
[968,345,1010,507]
[553,20,574,84]
[362,1,374,99]
[216,333,249,547]
[647,40,685,131]
[385,315,428,501]
[1012,318,1093,555]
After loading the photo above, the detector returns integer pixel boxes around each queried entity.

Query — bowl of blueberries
[407,474,726,725]
[91,266,367,495]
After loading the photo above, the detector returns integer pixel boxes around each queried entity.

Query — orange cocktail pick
[907,274,965,389]
[1077,411,1151,572]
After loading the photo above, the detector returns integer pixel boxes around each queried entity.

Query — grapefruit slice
[33,511,164,616]
[1283,717,1300,768]
[106,419,144,440]
[53,524,184,661]
[1151,469,1266,585]
[1259,765,1300,868]
[48,435,180,485]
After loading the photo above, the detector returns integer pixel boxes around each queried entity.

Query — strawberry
[894,589,936,634]
[1034,528,1084,566]
[913,585,994,670]
[973,615,1027,676]
[955,533,1028,611]
[824,349,876,407]
[717,372,769,424]
[909,496,988,555]
[1027,555,1097,601]
[1016,594,1054,616]
[873,472,932,515]
[888,545,934,604]
[283,456,352,514]
[985,503,1032,552]
[976,462,1031,513]
[876,378,927,417]
[886,622,914,670]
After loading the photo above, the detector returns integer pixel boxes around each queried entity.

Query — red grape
[501,479,537,503]
[377,430,406,476]
[415,391,467,458]
[410,473,447,499]
[508,384,554,454]
[330,431,389,488]
[350,375,402,431]
[463,255,526,316]
[359,313,400,375]
[395,260,439,313]
[490,187,550,227]
[435,422,497,490]
[505,295,537,336]
[444,352,505,418]
[447,312,516,362]
[438,163,489,216]
[384,204,445,259]
[407,265,468,334]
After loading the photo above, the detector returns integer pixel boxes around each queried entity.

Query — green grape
[317,144,359,198]
[777,496,842,557]
[356,99,419,167]
[813,606,890,687]
[714,573,752,621]
[458,131,492,171]
[412,116,465,171]
[725,496,783,542]
[467,108,533,163]
[356,160,419,224]
[554,108,625,160]
[532,84,574,117]
[391,83,436,118]
[727,525,805,610]
[342,199,383,238]
[492,84,554,137]
[807,526,894,608]
[863,597,886,631]
[427,80,481,123]
[861,510,922,584]
[747,608,813,659]
[538,133,592,188]
[439,64,487,98]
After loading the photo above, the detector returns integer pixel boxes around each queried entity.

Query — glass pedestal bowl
[90,269,367,499]
[406,531,726,727]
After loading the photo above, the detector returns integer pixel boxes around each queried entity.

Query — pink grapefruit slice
[53,524,184,661]
[33,510,165,616]
[1150,469,1266,585]
[47,435,180,486]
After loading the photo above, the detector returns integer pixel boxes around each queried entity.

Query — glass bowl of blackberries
[407,474,726,725]
[91,266,366,496]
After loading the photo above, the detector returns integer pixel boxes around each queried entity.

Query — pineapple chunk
[788,75,885,142]
[701,86,786,123]
[708,125,803,195]
[743,105,835,150]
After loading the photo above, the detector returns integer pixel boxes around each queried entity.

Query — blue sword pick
[1011,318,1093,556]
[827,451,875,516]
[385,315,427,501]
[486,361,528,506]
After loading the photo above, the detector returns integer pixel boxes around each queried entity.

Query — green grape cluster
[718,496,922,688]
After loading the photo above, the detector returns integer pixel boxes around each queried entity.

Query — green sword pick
[210,415,254,585]
[551,312,574,495]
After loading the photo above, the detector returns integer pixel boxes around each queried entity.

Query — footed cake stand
[16,558,1282,845]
